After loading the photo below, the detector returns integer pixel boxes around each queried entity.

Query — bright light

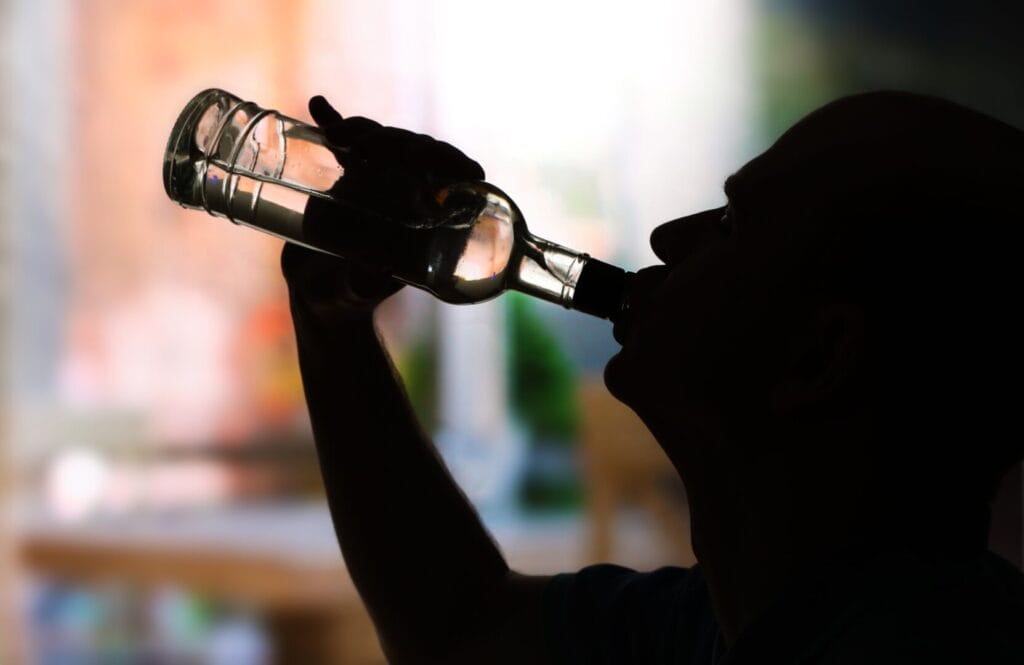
[45,447,109,522]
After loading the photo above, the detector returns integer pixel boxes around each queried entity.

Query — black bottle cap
[572,258,633,321]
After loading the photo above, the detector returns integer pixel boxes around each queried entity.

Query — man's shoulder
[545,563,711,631]
[544,563,720,664]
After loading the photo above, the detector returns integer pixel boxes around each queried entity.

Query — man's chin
[602,351,631,404]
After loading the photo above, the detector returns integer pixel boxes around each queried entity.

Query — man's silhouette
[282,91,1024,663]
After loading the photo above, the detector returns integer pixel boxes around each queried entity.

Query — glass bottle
[163,89,633,320]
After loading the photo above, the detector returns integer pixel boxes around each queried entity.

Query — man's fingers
[281,243,403,314]
[309,99,403,160]
[308,97,482,183]
[281,243,346,297]
[309,95,344,129]
[427,139,485,182]
[345,262,404,302]
[325,116,385,149]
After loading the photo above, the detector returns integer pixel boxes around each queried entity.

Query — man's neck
[682,430,875,647]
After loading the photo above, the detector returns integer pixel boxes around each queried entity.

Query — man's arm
[285,246,550,664]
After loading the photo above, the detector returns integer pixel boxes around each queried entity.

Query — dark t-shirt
[543,550,1024,664]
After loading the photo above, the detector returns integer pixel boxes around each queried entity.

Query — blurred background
[1,0,1021,662]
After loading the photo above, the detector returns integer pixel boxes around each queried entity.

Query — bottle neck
[509,233,588,308]
[509,233,631,321]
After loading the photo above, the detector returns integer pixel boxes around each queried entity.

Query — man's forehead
[723,174,743,203]
[720,166,773,215]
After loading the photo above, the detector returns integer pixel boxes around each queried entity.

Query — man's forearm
[290,298,510,659]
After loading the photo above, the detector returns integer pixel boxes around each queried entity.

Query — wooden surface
[578,378,695,566]
[17,502,680,663]
[18,503,377,664]
[1,459,21,665]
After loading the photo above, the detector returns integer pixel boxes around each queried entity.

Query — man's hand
[284,96,487,323]
[309,95,485,227]
[281,243,401,324]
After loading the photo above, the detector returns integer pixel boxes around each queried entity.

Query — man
[282,91,1024,663]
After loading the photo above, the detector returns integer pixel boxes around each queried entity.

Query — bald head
[729,91,1023,215]
[730,91,1024,503]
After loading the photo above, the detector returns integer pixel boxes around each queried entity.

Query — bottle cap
[572,258,632,321]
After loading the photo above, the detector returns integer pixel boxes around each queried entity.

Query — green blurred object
[506,292,583,511]
[398,333,439,434]
[519,468,584,512]
[506,292,579,443]
[398,293,580,445]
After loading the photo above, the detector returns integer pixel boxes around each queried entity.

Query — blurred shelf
[19,502,351,611]
[17,501,683,662]
[18,502,682,593]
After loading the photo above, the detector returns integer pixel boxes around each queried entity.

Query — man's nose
[650,205,728,264]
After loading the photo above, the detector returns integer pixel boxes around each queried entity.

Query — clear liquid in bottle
[164,89,631,319]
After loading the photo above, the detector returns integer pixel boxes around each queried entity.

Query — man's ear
[770,303,866,417]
